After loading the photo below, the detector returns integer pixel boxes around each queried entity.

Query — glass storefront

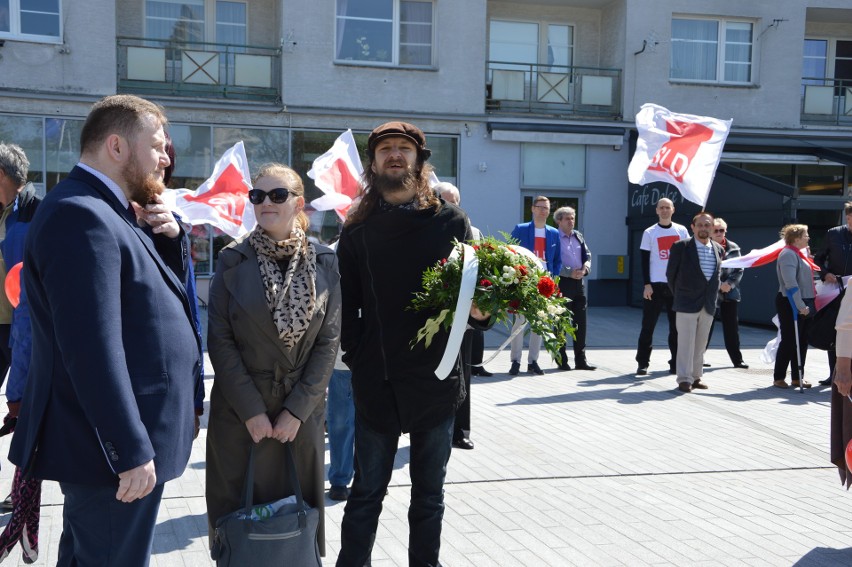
[0,113,459,276]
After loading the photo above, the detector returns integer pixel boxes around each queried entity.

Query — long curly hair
[345,155,439,226]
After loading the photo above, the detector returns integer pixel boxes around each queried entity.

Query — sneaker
[328,486,350,501]
[636,366,648,375]
[677,382,691,393]
[509,361,520,376]
[691,380,708,390]
[528,362,544,375]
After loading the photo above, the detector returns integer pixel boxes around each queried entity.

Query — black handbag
[210,441,321,566]
[810,288,845,350]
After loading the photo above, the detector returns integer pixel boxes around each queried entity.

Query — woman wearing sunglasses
[205,163,341,557]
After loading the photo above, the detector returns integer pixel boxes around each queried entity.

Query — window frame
[670,16,754,85]
[334,0,436,69]
[0,0,62,43]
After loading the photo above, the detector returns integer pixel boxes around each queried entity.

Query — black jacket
[338,199,482,435]
[816,225,852,279]
[667,237,723,315]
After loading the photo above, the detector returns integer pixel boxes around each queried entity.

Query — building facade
[1,0,851,321]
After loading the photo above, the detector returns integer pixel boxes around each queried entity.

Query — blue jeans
[327,369,355,487]
[337,413,454,567]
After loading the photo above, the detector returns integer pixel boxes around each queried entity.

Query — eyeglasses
[248,188,293,205]
[713,228,727,234]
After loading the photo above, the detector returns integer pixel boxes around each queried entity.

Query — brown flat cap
[367,121,431,158]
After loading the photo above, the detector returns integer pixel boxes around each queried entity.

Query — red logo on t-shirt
[534,236,546,260]
[657,235,679,260]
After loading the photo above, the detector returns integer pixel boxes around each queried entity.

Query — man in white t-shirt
[635,198,689,375]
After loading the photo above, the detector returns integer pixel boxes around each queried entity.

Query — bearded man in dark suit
[10,95,201,567]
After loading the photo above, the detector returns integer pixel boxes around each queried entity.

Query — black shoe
[558,362,572,371]
[528,362,544,375]
[575,362,597,371]
[509,361,520,376]
[452,436,475,450]
[471,366,493,377]
[734,362,749,369]
[0,495,11,512]
[328,485,350,501]
[819,377,833,386]
[702,363,710,367]
[636,366,648,375]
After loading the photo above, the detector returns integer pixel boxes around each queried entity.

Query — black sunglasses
[248,188,293,205]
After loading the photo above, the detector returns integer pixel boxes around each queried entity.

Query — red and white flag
[628,103,732,208]
[308,130,363,220]
[720,239,785,269]
[721,240,821,273]
[162,141,256,239]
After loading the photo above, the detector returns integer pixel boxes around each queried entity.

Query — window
[0,0,61,41]
[522,143,585,188]
[803,38,852,89]
[489,20,574,69]
[145,0,245,44]
[670,18,753,83]
[335,0,434,67]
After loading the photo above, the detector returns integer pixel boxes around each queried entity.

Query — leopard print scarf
[248,226,317,349]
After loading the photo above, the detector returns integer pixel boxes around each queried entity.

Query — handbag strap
[242,440,308,528]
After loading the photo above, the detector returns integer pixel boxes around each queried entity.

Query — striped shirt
[697,240,716,281]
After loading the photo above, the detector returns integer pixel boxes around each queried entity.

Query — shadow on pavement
[152,512,208,554]
[792,547,852,566]
[496,379,681,406]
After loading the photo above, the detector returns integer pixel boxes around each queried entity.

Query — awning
[488,122,626,147]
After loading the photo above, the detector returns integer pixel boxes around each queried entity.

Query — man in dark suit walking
[9,95,201,566]
[667,212,722,393]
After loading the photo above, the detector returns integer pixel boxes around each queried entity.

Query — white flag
[162,141,256,239]
[308,130,363,220]
[628,103,732,208]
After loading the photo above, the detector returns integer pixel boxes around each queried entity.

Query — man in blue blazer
[9,95,201,566]
[508,196,562,375]
[666,212,722,393]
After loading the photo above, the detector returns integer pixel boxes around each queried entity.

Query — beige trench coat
[205,236,341,556]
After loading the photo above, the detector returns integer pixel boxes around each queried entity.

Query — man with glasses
[635,198,689,375]
[706,218,748,369]
[508,196,561,375]
[814,202,852,385]
[667,212,723,393]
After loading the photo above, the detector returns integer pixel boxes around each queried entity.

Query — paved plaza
[1,306,852,566]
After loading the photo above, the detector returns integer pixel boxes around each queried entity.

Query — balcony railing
[801,76,852,126]
[485,61,621,118]
[117,37,281,103]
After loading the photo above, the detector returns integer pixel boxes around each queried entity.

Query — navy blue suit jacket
[10,166,202,486]
[510,222,562,276]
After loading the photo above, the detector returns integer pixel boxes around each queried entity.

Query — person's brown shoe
[791,380,812,389]
[677,382,691,393]
[691,380,708,390]
[773,380,789,389]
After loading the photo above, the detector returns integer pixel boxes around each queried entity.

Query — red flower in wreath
[508,299,521,313]
[537,276,556,298]
[516,265,529,277]
[479,278,493,287]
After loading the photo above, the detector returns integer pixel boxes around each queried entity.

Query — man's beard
[123,155,165,205]
[372,167,418,198]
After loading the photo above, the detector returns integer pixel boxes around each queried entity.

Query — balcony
[485,61,621,119]
[801,76,852,126]
[117,37,281,103]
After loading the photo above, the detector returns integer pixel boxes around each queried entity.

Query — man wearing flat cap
[336,121,491,567]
